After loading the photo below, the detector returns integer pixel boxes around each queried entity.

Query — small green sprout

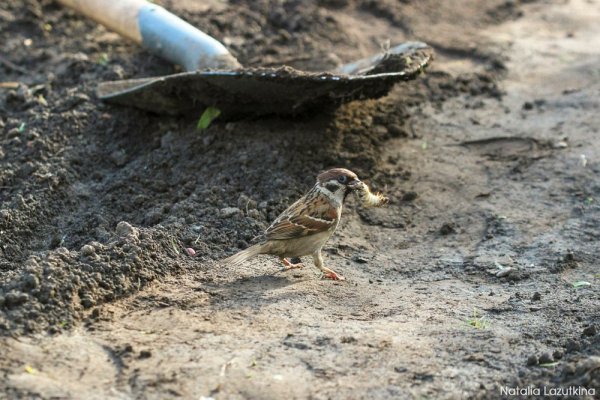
[466,308,489,330]
[197,106,221,131]
[24,365,37,374]
[97,53,109,66]
[539,362,560,368]
[572,281,591,288]
[170,237,179,254]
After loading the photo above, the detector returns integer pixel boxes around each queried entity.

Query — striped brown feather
[265,192,338,240]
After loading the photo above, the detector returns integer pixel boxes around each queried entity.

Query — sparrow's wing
[266,194,338,240]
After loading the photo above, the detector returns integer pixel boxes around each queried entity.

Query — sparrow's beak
[347,179,362,190]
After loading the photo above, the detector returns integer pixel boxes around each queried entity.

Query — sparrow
[224,168,388,281]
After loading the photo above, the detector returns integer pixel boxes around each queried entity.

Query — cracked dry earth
[1,0,599,399]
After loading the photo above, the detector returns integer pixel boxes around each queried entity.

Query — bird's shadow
[200,272,307,309]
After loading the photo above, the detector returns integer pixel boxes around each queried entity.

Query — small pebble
[22,274,39,289]
[564,250,575,261]
[439,222,456,235]
[0,209,10,221]
[496,267,514,277]
[538,352,553,364]
[109,149,127,167]
[553,141,568,149]
[55,247,70,256]
[531,292,541,301]
[352,255,368,264]
[185,248,196,257]
[220,207,241,218]
[552,349,563,360]
[402,191,418,202]
[5,292,28,307]
[139,350,152,359]
[582,325,597,337]
[81,296,95,308]
[563,363,576,375]
[566,339,581,353]
[526,355,538,366]
[116,221,139,238]
[247,209,261,219]
[81,244,95,256]
[388,123,407,138]
[237,194,257,211]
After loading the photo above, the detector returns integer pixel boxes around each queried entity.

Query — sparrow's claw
[280,258,304,271]
[322,271,345,281]
[282,263,304,271]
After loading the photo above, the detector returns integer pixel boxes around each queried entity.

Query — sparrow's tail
[223,243,265,266]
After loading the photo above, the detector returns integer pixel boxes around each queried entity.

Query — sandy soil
[1,0,599,399]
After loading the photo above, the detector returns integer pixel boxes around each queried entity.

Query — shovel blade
[97,42,433,117]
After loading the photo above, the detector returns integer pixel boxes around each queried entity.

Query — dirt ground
[1,0,599,398]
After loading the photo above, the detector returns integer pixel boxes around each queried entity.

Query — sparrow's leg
[280,257,304,270]
[312,250,345,281]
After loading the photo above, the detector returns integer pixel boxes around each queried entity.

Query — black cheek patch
[344,188,352,200]
[326,183,340,193]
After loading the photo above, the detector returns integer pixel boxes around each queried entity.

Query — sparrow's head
[316,168,362,203]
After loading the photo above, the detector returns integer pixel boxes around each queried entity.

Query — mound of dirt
[0,223,181,333]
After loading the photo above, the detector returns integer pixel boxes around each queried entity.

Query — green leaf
[572,281,591,288]
[197,106,221,131]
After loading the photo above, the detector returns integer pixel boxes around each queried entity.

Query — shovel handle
[58,0,240,71]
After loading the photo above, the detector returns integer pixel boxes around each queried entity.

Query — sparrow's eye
[337,175,348,184]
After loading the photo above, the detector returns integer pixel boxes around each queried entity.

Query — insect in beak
[347,179,362,190]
